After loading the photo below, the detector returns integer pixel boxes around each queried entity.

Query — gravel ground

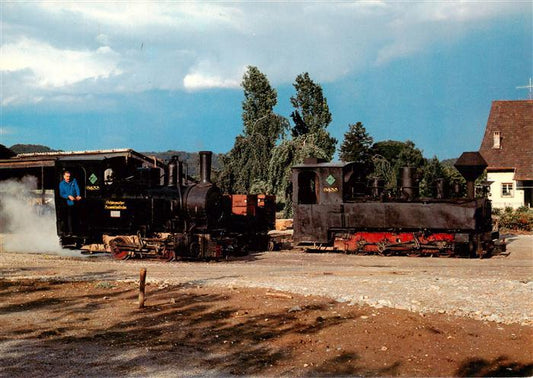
[1,234,532,325]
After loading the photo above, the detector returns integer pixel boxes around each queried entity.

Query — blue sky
[1,1,531,160]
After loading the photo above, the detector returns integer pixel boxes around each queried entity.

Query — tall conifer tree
[220,66,287,194]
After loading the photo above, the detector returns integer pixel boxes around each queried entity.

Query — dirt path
[1,280,532,377]
[0,235,532,376]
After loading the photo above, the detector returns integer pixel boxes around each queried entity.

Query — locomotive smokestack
[400,167,418,200]
[454,152,487,199]
[199,151,212,184]
[168,157,177,187]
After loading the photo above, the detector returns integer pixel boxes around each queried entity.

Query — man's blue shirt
[59,179,80,206]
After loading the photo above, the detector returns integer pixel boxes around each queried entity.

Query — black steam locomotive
[56,151,270,260]
[292,152,500,257]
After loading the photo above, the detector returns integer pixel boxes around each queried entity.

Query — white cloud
[39,2,177,28]
[37,1,244,31]
[1,1,528,105]
[183,73,241,90]
[410,1,519,23]
[1,37,122,88]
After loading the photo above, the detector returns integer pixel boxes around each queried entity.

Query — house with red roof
[479,100,533,209]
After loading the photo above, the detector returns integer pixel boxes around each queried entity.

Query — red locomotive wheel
[109,237,130,260]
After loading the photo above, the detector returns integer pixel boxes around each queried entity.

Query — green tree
[219,66,287,194]
[241,66,280,138]
[339,122,373,163]
[419,156,445,197]
[269,134,330,217]
[338,122,374,178]
[267,73,338,215]
[370,140,426,190]
[290,72,337,158]
[395,140,425,170]
[371,154,396,191]
[370,140,406,163]
[371,140,423,168]
[441,160,467,197]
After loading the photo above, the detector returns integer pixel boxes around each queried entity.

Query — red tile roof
[479,100,533,181]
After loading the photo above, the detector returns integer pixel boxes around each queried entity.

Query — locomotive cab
[292,158,357,244]
[54,150,166,246]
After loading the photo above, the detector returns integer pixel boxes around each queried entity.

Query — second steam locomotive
[292,152,500,257]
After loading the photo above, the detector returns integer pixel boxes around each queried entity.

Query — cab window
[298,171,319,204]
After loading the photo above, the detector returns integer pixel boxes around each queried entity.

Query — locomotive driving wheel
[109,237,130,260]
[377,242,390,256]
[189,242,200,258]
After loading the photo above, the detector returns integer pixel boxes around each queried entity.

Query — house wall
[487,171,524,209]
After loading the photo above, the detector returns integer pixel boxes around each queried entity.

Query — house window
[501,183,513,197]
[493,131,501,149]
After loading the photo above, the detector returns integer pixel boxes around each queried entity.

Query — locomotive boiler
[292,152,500,257]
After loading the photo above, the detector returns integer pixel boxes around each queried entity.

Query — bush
[497,207,533,231]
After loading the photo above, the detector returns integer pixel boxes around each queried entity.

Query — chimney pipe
[199,151,212,184]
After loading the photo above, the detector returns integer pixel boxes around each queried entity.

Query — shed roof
[479,100,533,181]
[0,149,165,170]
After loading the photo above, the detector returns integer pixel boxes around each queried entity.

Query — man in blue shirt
[59,171,82,235]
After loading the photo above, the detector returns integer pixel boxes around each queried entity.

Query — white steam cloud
[0,176,76,256]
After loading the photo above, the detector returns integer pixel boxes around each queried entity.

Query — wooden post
[139,268,147,308]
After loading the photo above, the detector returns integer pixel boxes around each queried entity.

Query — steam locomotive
[292,152,500,257]
[56,151,273,260]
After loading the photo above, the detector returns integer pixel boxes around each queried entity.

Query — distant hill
[9,144,60,154]
[441,158,457,167]
[0,144,16,159]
